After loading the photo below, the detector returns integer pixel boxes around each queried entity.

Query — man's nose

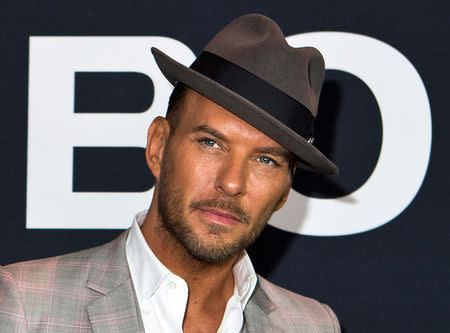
[214,154,247,197]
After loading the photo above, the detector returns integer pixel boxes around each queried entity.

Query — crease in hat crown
[202,14,325,116]
[151,13,338,175]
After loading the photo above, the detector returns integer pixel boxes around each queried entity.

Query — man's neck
[140,204,236,311]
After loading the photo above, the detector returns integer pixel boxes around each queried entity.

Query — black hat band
[190,51,315,140]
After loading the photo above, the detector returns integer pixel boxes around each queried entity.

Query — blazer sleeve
[0,267,28,332]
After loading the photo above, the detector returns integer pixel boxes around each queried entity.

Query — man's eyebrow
[192,124,292,161]
[192,125,228,142]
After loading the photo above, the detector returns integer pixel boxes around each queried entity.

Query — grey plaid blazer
[0,230,340,332]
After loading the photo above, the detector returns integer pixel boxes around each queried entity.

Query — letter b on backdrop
[27,37,195,229]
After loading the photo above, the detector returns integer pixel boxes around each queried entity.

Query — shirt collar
[126,210,257,308]
[233,249,257,309]
[126,210,171,304]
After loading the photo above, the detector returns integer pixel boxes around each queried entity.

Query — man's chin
[178,233,245,264]
[185,247,241,264]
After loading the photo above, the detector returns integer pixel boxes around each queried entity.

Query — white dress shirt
[126,211,257,333]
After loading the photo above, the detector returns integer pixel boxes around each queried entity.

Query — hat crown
[203,14,325,116]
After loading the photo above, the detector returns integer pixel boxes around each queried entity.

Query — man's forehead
[181,89,289,150]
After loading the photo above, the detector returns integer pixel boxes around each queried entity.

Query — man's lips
[197,208,242,225]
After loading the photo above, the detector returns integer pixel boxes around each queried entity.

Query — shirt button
[169,281,177,289]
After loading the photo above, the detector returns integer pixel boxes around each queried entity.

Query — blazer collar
[86,230,145,332]
[86,231,130,294]
[244,278,282,332]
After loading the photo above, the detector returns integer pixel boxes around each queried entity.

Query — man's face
[155,90,294,264]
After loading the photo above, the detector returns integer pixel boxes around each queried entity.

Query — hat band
[190,51,314,140]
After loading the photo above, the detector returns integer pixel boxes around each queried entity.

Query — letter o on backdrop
[269,32,432,236]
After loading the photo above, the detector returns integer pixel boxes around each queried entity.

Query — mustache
[189,198,250,225]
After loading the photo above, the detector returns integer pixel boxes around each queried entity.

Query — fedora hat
[151,13,338,174]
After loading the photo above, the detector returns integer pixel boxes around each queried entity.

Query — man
[0,14,340,332]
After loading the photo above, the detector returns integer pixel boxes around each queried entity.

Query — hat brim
[152,47,338,175]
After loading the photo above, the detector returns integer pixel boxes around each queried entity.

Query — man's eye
[257,156,277,165]
[200,138,218,148]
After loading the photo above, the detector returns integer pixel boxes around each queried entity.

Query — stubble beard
[157,159,278,264]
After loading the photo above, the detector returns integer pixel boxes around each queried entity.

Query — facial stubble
[157,155,282,264]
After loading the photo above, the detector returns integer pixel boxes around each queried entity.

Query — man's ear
[274,165,296,211]
[290,161,297,179]
[274,187,291,211]
[145,116,170,180]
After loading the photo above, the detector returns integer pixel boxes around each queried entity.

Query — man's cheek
[190,159,217,185]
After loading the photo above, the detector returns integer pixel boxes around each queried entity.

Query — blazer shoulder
[3,245,98,286]
[0,233,129,331]
[256,275,341,333]
[2,230,128,287]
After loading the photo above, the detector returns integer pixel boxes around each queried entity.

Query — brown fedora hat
[151,13,338,174]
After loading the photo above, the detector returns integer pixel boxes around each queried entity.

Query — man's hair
[166,83,189,134]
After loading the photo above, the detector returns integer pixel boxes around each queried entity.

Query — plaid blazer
[0,230,340,332]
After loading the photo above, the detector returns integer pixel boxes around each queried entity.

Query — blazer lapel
[244,279,283,332]
[87,280,143,333]
[86,231,144,333]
